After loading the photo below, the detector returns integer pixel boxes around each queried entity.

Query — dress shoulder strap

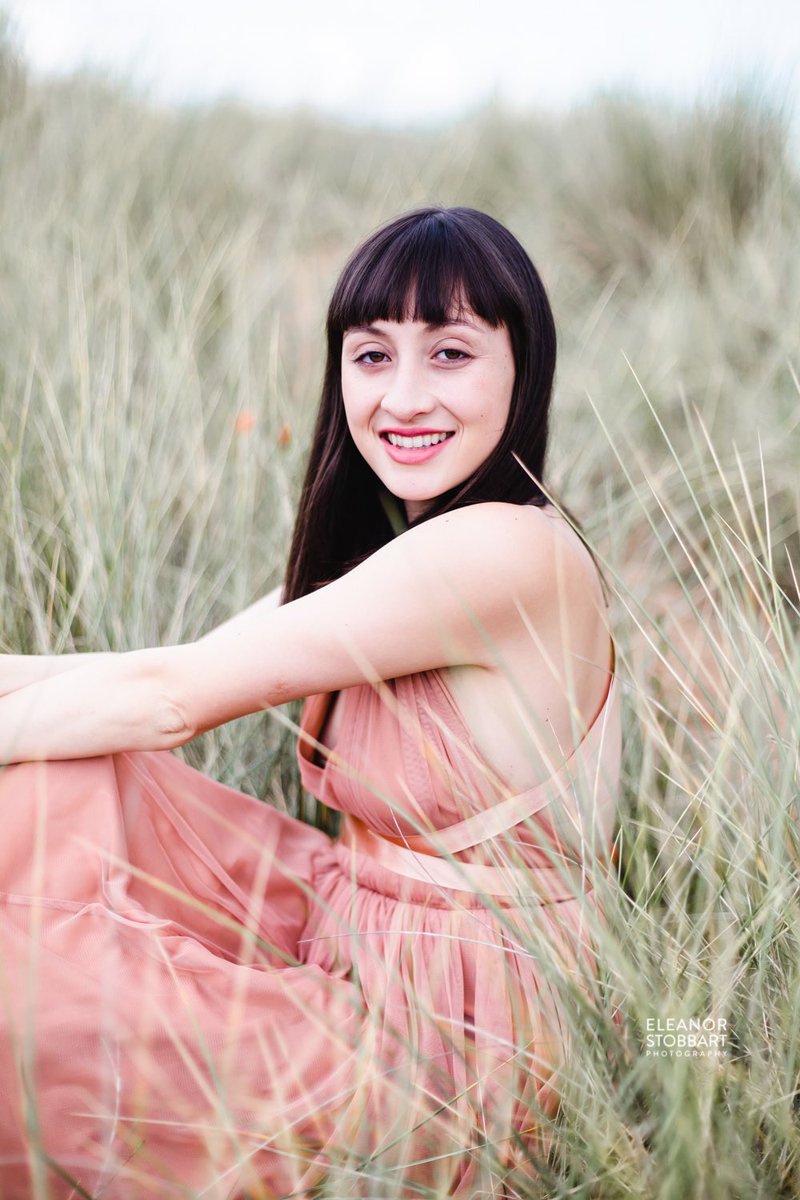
[389,643,619,855]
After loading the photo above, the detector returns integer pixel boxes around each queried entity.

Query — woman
[0,206,620,1198]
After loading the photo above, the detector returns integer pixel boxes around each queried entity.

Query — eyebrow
[343,317,483,337]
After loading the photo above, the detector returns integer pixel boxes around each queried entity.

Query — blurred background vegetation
[0,17,795,784]
[1,14,799,1194]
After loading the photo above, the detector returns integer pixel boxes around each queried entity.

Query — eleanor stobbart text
[645,1017,728,1057]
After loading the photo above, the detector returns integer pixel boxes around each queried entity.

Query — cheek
[341,379,364,429]
[342,398,375,451]
[473,379,513,433]
[496,371,515,428]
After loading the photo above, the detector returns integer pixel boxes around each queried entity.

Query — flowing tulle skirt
[0,749,599,1198]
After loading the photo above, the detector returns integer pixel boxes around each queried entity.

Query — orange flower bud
[235,409,256,434]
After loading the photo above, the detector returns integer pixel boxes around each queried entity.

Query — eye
[355,350,389,365]
[435,347,470,362]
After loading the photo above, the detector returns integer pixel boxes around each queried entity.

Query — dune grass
[0,22,799,1199]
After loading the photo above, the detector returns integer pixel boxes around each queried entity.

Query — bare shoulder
[400,499,608,670]
[408,499,601,609]
[430,503,613,793]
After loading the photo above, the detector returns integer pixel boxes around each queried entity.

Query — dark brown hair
[283,206,588,603]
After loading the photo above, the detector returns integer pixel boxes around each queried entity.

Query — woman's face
[341,311,515,522]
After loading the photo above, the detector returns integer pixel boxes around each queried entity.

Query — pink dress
[0,646,620,1198]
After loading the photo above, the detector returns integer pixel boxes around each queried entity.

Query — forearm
[0,652,118,699]
[0,649,187,764]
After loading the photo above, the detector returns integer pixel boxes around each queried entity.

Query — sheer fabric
[0,643,620,1198]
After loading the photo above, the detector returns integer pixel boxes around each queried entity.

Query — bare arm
[0,652,118,699]
[0,582,285,761]
[0,583,283,700]
[0,648,185,763]
[0,504,554,763]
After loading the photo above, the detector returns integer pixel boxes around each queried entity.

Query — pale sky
[5,0,799,126]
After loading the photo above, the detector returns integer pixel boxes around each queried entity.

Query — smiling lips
[380,429,455,449]
[379,428,456,464]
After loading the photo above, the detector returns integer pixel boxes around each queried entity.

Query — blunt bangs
[284,204,611,615]
[327,210,519,337]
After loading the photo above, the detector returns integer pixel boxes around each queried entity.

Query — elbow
[153,698,196,750]
[130,647,197,750]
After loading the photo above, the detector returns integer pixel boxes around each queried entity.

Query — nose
[379,356,436,421]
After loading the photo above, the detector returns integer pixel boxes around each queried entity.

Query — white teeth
[386,431,453,449]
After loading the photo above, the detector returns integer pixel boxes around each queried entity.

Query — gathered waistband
[337,813,594,904]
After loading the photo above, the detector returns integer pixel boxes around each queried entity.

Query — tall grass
[0,20,799,1198]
